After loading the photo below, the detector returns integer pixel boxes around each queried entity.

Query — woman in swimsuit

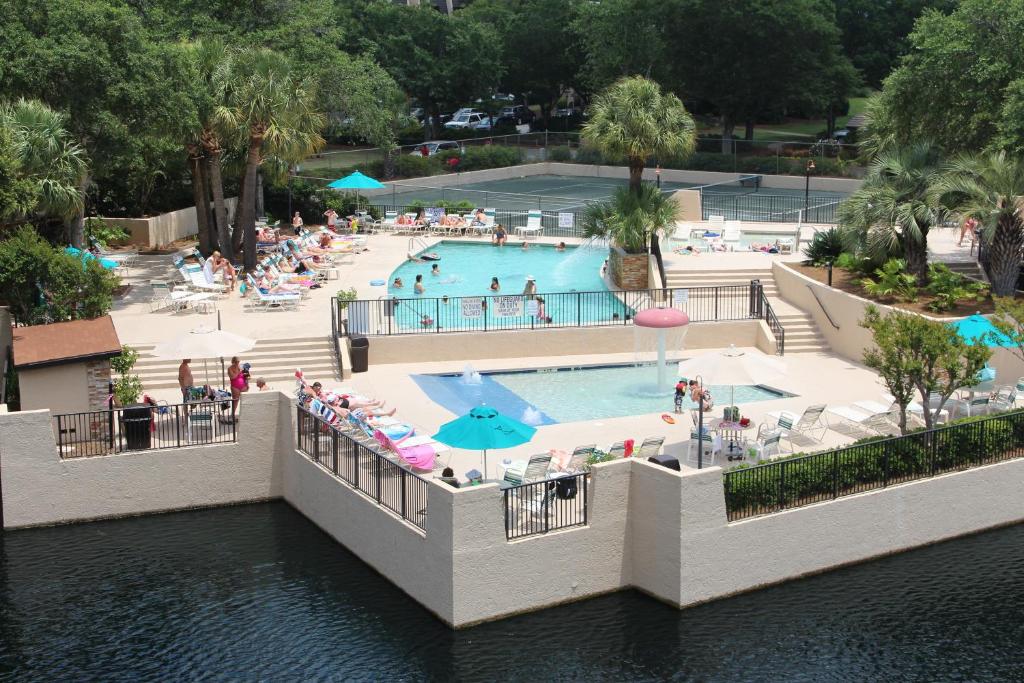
[228,356,248,422]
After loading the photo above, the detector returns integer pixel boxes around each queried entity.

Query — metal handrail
[330,296,344,376]
[807,284,841,330]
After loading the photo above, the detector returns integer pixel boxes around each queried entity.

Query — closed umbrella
[432,406,536,478]
[151,326,255,385]
[676,345,786,409]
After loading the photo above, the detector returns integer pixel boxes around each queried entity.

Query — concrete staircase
[662,265,830,354]
[940,260,986,281]
[132,336,340,391]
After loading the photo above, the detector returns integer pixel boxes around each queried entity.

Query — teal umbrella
[950,314,1014,347]
[64,246,119,270]
[432,406,537,478]
[327,170,385,190]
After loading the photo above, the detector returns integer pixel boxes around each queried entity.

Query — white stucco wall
[18,364,90,415]
[0,390,291,528]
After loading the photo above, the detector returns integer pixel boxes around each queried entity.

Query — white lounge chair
[149,280,212,312]
[686,429,721,467]
[990,387,1017,412]
[515,209,544,240]
[636,436,665,458]
[827,405,900,436]
[752,427,785,460]
[722,221,742,250]
[767,404,828,447]
[523,454,552,481]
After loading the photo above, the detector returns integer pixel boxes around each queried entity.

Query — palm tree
[581,183,676,288]
[934,151,1024,296]
[581,76,696,195]
[0,99,88,231]
[837,142,945,286]
[216,48,324,270]
[181,39,234,256]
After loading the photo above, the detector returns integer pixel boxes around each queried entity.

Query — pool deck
[107,223,967,481]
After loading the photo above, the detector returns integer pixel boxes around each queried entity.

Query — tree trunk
[744,118,755,141]
[255,167,265,219]
[236,134,264,272]
[628,156,644,195]
[205,148,230,256]
[188,145,213,256]
[720,115,735,154]
[67,175,90,248]
[986,216,1024,296]
[232,167,247,257]
[383,147,397,180]
[903,229,929,287]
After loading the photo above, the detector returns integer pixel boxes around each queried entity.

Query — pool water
[413,363,793,424]
[386,241,619,329]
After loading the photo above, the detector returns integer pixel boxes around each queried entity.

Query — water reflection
[0,503,1021,681]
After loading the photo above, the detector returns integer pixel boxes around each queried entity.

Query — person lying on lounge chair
[256,272,302,295]
[301,380,384,411]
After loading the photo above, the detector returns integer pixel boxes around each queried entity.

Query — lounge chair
[607,441,625,458]
[89,237,137,267]
[636,436,665,458]
[827,405,900,436]
[566,444,596,472]
[767,404,828,447]
[722,221,742,250]
[245,275,301,310]
[514,209,544,240]
[373,429,437,472]
[752,426,785,460]
[990,387,1017,412]
[174,255,229,295]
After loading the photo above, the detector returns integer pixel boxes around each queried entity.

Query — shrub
[574,145,606,165]
[110,345,142,406]
[456,145,521,171]
[802,228,846,265]
[393,154,440,179]
[84,218,129,247]
[548,145,572,162]
[925,263,988,312]
[861,259,919,302]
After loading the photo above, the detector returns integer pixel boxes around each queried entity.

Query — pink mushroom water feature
[633,307,690,393]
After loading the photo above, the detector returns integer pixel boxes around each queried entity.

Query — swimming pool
[413,363,794,424]
[385,241,622,329]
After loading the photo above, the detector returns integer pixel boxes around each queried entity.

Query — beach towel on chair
[373,429,436,471]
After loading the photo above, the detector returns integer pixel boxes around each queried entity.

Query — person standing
[292,211,304,235]
[523,275,537,298]
[228,356,249,422]
[323,208,338,232]
[178,359,194,404]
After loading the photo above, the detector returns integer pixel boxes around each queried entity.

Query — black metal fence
[504,473,589,540]
[53,402,237,458]
[723,409,1024,521]
[343,283,781,340]
[296,405,430,531]
[700,192,841,224]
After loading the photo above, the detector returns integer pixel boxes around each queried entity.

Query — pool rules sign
[493,296,524,317]
[461,297,484,318]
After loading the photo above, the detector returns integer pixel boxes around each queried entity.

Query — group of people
[178,357,267,422]
[674,378,713,414]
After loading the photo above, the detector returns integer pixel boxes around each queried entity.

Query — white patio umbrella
[151,326,256,384]
[676,345,786,408]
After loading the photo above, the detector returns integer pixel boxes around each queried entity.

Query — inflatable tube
[369,278,386,286]
[661,414,676,424]
[420,252,441,261]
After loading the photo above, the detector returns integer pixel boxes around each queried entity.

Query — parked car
[409,140,463,157]
[499,105,535,125]
[553,106,584,118]
[444,112,489,130]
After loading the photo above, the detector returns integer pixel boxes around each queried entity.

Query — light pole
[655,164,661,189]
[804,159,816,217]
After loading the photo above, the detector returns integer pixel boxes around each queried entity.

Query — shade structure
[950,314,1015,347]
[677,345,786,407]
[151,327,255,360]
[634,307,690,329]
[327,171,385,190]
[64,246,118,270]
[432,406,536,477]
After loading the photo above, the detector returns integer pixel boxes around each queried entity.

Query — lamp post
[655,164,661,189]
[804,159,816,218]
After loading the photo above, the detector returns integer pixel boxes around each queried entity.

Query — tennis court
[373,174,848,223]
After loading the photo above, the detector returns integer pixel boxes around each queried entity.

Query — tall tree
[216,48,324,270]
[359,3,504,138]
[869,0,1024,154]
[572,0,669,95]
[838,142,945,286]
[581,76,696,194]
[669,0,854,151]
[934,152,1024,296]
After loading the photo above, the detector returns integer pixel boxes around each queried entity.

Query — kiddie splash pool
[412,363,794,424]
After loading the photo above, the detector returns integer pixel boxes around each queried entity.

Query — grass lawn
[699,96,872,142]
[300,145,384,175]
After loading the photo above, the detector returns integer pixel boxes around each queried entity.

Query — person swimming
[490,276,500,292]
[431,263,440,276]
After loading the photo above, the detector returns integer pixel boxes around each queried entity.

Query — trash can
[350,336,369,373]
[648,453,680,471]
[121,405,152,450]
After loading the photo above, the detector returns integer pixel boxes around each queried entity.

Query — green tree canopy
[869,0,1024,154]
[572,0,669,95]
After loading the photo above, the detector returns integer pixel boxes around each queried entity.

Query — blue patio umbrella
[949,314,1015,347]
[432,406,537,478]
[64,246,119,270]
[326,170,385,190]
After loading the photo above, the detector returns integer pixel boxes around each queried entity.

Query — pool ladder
[408,237,429,255]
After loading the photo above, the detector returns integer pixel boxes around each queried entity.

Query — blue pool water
[385,241,620,329]
[413,363,793,423]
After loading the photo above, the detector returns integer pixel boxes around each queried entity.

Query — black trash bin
[350,336,369,373]
[121,405,152,451]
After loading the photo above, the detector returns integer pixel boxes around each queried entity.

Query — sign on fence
[425,207,445,223]
[493,296,524,317]
[558,212,574,228]
[461,297,484,318]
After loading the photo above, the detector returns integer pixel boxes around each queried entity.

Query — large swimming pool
[385,241,620,329]
[413,363,793,424]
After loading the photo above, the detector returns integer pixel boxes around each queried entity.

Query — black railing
[343,284,777,338]
[296,405,430,531]
[504,473,589,540]
[723,409,1024,521]
[53,402,237,458]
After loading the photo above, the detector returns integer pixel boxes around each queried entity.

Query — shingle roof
[12,316,122,369]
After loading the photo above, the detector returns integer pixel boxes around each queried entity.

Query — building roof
[12,316,122,369]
